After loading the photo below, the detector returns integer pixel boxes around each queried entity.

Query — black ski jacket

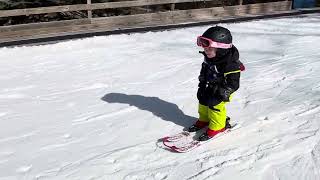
[198,46,241,107]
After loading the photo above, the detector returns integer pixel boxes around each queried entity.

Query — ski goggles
[197,36,232,49]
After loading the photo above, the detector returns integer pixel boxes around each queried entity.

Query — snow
[0,13,320,180]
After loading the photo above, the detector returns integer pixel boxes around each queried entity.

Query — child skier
[188,26,243,141]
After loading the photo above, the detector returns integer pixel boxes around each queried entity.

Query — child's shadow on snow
[101,93,196,129]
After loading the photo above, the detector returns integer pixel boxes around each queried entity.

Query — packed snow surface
[0,13,320,180]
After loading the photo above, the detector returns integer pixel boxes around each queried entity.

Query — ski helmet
[202,26,232,44]
[202,26,233,57]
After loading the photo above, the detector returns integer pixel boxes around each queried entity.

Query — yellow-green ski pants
[198,102,227,131]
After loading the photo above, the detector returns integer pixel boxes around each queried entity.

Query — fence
[0,0,294,46]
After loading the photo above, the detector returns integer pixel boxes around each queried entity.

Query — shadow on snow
[101,93,196,129]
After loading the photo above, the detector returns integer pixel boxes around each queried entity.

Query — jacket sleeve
[224,48,241,91]
[225,71,240,91]
[198,61,207,88]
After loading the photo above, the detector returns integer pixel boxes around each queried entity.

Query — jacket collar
[199,51,229,65]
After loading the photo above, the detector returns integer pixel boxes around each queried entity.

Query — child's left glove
[218,87,234,102]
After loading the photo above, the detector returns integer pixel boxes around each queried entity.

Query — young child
[188,26,244,141]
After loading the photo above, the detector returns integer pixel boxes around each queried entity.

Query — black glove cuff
[219,87,234,102]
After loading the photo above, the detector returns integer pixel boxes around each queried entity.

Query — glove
[218,87,234,102]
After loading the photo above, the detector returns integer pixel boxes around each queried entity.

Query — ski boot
[189,116,231,132]
[198,116,231,141]
[198,128,225,141]
[225,116,231,129]
[187,120,208,132]
[188,125,202,132]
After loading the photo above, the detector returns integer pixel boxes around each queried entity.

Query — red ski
[162,123,239,153]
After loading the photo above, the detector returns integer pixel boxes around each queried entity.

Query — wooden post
[87,0,92,18]
[171,3,175,11]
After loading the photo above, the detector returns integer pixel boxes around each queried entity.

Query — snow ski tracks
[262,139,320,180]
[71,106,137,125]
[41,140,169,179]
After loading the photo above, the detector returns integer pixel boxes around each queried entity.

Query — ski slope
[0,13,320,180]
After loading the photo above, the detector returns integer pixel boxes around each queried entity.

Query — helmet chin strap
[199,51,217,59]
[199,51,208,58]
[199,48,229,59]
[216,48,230,57]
